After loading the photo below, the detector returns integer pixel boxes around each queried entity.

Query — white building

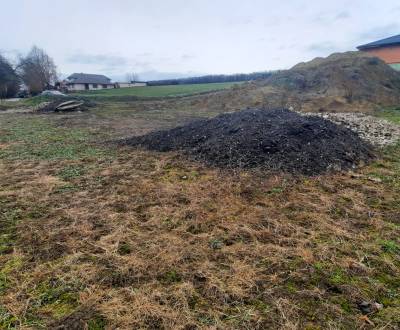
[65,73,114,91]
[115,81,147,88]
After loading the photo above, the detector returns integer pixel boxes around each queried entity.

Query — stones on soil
[123,108,375,175]
[304,112,400,147]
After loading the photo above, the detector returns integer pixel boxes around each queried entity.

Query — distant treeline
[147,71,276,86]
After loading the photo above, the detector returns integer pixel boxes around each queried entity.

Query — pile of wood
[54,100,85,111]
[36,99,91,113]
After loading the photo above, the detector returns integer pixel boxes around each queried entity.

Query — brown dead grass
[0,105,400,329]
[1,148,399,329]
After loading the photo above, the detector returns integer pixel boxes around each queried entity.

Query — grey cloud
[278,43,298,50]
[181,54,196,61]
[312,11,349,24]
[306,41,337,53]
[111,70,206,82]
[3,0,400,76]
[358,23,400,41]
[67,53,128,67]
[137,52,152,57]
[226,17,253,26]
[334,11,350,20]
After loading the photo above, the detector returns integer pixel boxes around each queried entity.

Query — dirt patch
[304,112,400,147]
[123,108,375,175]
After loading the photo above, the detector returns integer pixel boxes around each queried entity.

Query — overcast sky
[1,0,400,81]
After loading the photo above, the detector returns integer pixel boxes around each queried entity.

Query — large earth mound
[193,52,400,113]
[123,108,375,175]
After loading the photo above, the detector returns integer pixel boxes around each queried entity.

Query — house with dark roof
[65,73,115,91]
[357,34,400,71]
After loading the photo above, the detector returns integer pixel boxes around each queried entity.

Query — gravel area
[305,112,400,147]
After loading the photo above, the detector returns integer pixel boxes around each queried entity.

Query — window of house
[93,84,98,88]
[102,84,107,88]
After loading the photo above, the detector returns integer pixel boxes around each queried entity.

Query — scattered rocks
[305,112,400,147]
[123,108,375,175]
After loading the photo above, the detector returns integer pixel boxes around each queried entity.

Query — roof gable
[357,34,400,50]
[67,73,112,84]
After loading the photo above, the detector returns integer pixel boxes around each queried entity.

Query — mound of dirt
[266,52,400,112]
[123,108,375,175]
[192,52,400,113]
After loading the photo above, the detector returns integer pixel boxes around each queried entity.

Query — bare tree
[0,54,19,99]
[18,46,57,94]
[125,72,139,83]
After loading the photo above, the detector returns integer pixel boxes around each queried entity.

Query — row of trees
[0,55,19,98]
[0,46,57,98]
[147,71,276,86]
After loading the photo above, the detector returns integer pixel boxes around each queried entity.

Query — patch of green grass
[0,257,23,294]
[330,297,352,314]
[329,268,348,285]
[0,95,57,110]
[52,184,80,194]
[74,82,239,98]
[209,238,224,250]
[0,306,19,329]
[57,165,85,180]
[0,117,109,161]
[266,187,283,194]
[380,240,400,254]
[87,315,107,330]
[0,204,22,255]
[162,270,182,284]
[286,281,298,293]
[376,108,400,124]
[117,242,132,255]
[197,314,216,325]
[20,95,53,106]
[29,279,82,320]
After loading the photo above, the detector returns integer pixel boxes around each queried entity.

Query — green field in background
[73,82,239,98]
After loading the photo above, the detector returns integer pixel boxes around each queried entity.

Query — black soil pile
[123,108,375,175]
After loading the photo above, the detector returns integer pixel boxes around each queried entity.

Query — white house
[115,81,147,88]
[65,73,115,91]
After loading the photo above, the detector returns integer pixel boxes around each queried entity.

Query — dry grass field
[0,99,400,329]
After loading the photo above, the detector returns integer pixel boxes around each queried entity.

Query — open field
[0,100,400,329]
[73,82,240,98]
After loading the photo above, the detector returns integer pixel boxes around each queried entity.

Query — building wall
[117,82,147,88]
[361,45,400,65]
[67,83,114,91]
[68,84,86,91]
